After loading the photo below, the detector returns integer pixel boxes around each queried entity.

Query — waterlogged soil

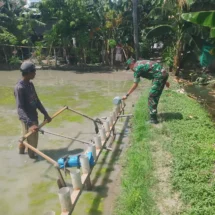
[0,69,141,215]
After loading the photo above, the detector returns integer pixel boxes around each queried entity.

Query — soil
[0,69,141,215]
[150,137,183,215]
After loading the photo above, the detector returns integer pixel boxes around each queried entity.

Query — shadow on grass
[159,112,183,122]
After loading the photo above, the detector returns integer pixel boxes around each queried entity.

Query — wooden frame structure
[18,102,126,215]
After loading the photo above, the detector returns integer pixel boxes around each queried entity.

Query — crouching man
[122,58,170,124]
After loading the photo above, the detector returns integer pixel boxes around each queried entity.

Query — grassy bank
[115,83,215,215]
[114,93,159,215]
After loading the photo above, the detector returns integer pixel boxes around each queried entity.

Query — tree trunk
[54,48,57,67]
[111,48,114,66]
[174,40,183,76]
[132,0,139,60]
[83,48,86,65]
[101,42,106,65]
[3,47,8,64]
[105,40,110,65]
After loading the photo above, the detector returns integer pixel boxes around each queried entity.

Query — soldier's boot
[149,114,159,124]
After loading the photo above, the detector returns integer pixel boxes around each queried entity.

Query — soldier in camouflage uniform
[122,58,170,124]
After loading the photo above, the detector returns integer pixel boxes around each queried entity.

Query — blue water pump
[57,152,94,169]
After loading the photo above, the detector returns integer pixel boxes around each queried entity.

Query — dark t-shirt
[14,80,48,126]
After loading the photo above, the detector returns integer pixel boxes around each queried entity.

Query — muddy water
[0,69,142,215]
[185,85,215,119]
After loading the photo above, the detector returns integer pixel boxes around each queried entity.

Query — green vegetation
[0,199,10,214]
[27,181,61,215]
[161,90,215,214]
[115,82,215,214]
[0,115,20,136]
[73,192,104,215]
[94,167,113,177]
[0,86,15,106]
[93,80,133,94]
[1,0,215,77]
[0,79,131,137]
[37,85,78,108]
[0,86,20,136]
[39,86,113,127]
[0,83,115,134]
[37,81,131,127]
[114,93,158,215]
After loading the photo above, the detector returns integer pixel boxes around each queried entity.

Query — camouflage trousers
[148,74,169,116]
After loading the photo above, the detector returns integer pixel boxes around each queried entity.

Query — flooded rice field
[0,69,141,215]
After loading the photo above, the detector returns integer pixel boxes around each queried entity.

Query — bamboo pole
[94,136,102,149]
[67,107,100,123]
[22,141,57,165]
[99,128,106,141]
[80,155,90,174]
[104,120,110,133]
[70,170,82,190]
[58,187,72,213]
[20,106,68,141]
[22,141,66,187]
[18,106,68,187]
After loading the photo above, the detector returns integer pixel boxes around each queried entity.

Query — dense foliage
[0,0,215,74]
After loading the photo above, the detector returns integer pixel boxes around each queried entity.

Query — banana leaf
[186,0,195,5]
[146,25,174,38]
[182,11,215,28]
[182,11,215,38]
[210,28,215,38]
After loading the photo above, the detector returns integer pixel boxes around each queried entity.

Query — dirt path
[150,82,184,215]
[0,69,142,215]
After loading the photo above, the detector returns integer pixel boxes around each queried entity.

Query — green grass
[114,93,159,215]
[160,90,215,215]
[115,81,215,215]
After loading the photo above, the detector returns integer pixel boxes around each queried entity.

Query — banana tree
[182,11,215,68]
[0,0,25,63]
[145,0,201,75]
[0,0,22,44]
[92,3,124,65]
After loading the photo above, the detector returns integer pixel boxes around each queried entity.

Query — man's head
[126,57,135,70]
[20,61,36,80]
